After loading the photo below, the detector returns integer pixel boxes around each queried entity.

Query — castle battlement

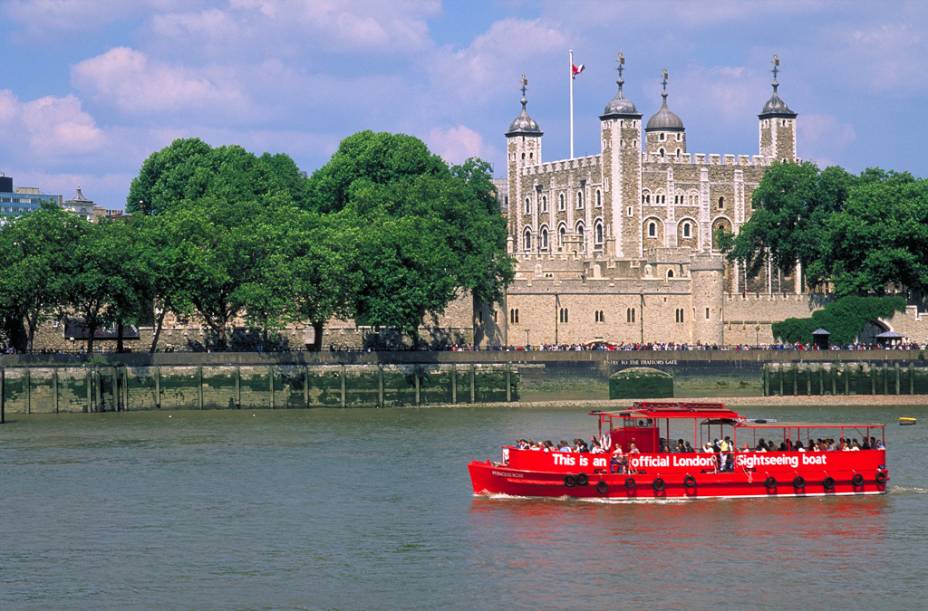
[640,152,775,167]
[522,154,601,176]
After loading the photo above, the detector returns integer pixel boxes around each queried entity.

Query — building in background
[0,173,63,224]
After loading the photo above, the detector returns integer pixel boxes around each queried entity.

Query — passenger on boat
[590,439,605,454]
[719,437,733,471]
[543,440,555,452]
[559,440,572,452]
[755,438,768,452]
[627,442,640,455]
[575,439,589,453]
[517,439,529,450]
[701,441,713,453]
[674,439,686,453]
[850,439,861,451]
[610,445,625,473]
[684,441,694,453]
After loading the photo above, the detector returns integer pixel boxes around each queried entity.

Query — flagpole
[569,49,574,159]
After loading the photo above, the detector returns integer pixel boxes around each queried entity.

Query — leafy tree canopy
[771,296,906,345]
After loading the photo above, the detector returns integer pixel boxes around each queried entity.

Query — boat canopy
[595,402,743,422]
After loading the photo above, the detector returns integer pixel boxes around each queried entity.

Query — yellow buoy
[898,416,917,426]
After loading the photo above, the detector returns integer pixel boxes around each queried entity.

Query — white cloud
[426,125,493,165]
[0,90,105,157]
[71,47,247,115]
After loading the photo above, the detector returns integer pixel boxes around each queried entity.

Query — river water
[2,404,926,610]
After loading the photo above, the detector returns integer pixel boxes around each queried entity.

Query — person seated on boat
[862,438,871,450]
[590,438,605,454]
[873,437,885,450]
[659,438,670,453]
[575,438,589,453]
[850,439,861,451]
[529,440,543,451]
[609,446,625,473]
[701,441,714,453]
[517,439,530,450]
[674,438,686,453]
[795,440,807,452]
[740,442,751,452]
[558,440,572,452]
[755,438,768,452]
[684,441,695,453]
[627,441,640,455]
[543,440,555,452]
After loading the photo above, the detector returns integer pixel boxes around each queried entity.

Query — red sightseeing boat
[468,402,889,500]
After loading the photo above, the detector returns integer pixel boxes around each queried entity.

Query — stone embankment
[445,395,928,409]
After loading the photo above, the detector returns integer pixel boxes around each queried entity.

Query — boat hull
[469,454,889,500]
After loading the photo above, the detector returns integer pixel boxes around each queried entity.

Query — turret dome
[645,69,684,132]
[758,56,797,118]
[600,52,641,119]
[506,74,543,136]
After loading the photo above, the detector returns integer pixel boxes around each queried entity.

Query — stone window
[540,226,549,250]
[559,193,566,211]
[626,307,636,323]
[595,310,605,323]
[541,196,548,212]
[717,196,725,210]
[576,221,586,252]
[641,190,651,204]
[667,269,675,279]
[659,133,666,141]
[627,206,633,217]
[689,193,698,205]
[675,308,684,323]
[524,197,531,214]
[675,148,681,158]
[595,189,602,207]
[682,221,692,238]
[705,307,710,320]
[558,224,567,247]
[576,191,584,209]
[647,221,657,238]
[676,133,683,142]
[510,308,519,324]
[659,148,665,157]
[522,227,532,251]
[594,220,604,245]
[559,308,569,323]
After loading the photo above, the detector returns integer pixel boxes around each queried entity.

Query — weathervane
[661,68,669,103]
[771,55,780,92]
[520,73,528,108]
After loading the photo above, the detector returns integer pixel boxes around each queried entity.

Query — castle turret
[758,55,797,161]
[600,53,642,258]
[506,74,543,255]
[690,255,724,345]
[645,69,686,158]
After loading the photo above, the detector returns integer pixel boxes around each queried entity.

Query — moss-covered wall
[764,362,928,396]
[609,367,674,399]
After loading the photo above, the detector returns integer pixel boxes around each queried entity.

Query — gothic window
[540,226,549,250]
[510,308,520,324]
[576,191,584,209]
[647,221,657,238]
[559,308,569,323]
[667,269,675,279]
[522,227,532,251]
[594,220,604,245]
[558,223,567,247]
[659,148,665,157]
[504,195,508,209]
[541,196,548,212]
[595,190,602,207]
[718,196,725,210]
[676,133,683,142]
[659,133,666,141]
[682,221,692,238]
[559,193,566,211]
[675,308,684,323]
[524,197,531,214]
[675,148,681,158]
[641,190,651,204]
[626,307,636,323]
[627,206,634,217]
[576,221,586,251]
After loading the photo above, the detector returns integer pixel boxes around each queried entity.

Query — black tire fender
[793,476,806,489]
[852,473,864,487]
[875,470,888,485]
[764,476,777,490]
[823,476,836,490]
[652,477,666,492]
[576,473,589,487]
[625,477,637,490]
[683,475,697,489]
[564,475,577,488]
[596,480,608,495]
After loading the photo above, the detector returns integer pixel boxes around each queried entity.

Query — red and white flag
[571,63,585,78]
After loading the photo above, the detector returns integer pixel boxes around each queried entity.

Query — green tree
[127,138,309,214]
[726,162,855,287]
[307,131,513,344]
[0,204,83,352]
[771,296,906,344]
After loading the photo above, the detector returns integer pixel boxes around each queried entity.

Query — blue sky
[0,0,926,208]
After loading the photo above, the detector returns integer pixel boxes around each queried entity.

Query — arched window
[675,308,684,323]
[659,148,665,157]
[595,190,602,207]
[576,191,584,209]
[647,221,657,238]
[667,269,675,279]
[717,196,725,210]
[541,196,548,212]
[524,197,531,214]
[540,226,549,250]
[558,224,567,247]
[558,193,565,211]
[522,227,532,251]
[659,133,666,141]
[594,220,604,245]
[510,308,520,324]
[682,221,692,238]
[641,190,651,204]
[576,221,586,251]
[675,148,681,158]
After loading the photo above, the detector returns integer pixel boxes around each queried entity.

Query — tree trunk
[2,316,28,352]
[26,315,38,353]
[312,320,324,352]
[116,321,125,353]
[150,309,167,353]
[86,324,97,354]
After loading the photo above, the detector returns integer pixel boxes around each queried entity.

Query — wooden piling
[123,366,130,410]
[197,366,204,409]
[470,365,476,403]
[53,368,60,414]
[303,365,310,408]
[269,365,275,409]
[85,368,92,413]
[451,364,457,404]
[235,366,241,408]
[111,367,118,411]
[1,367,5,424]
[25,367,31,414]
[377,365,384,408]
[506,364,512,402]
[154,366,162,409]
[340,365,347,407]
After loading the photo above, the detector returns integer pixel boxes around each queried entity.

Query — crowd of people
[451,341,923,353]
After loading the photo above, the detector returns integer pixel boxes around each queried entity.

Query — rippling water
[2,405,926,609]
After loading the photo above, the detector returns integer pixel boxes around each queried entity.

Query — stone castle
[471,55,820,348]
